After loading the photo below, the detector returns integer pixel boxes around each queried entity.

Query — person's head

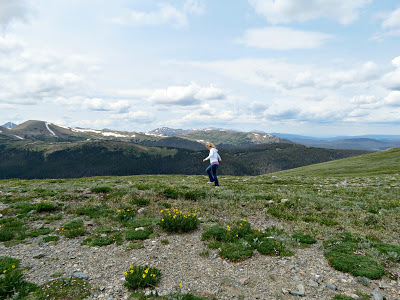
[206,143,216,149]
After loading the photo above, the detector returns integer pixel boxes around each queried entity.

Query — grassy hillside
[274,147,400,177]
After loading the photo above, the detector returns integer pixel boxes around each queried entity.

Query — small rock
[325,283,337,291]
[290,284,305,296]
[314,274,322,282]
[370,289,384,300]
[135,227,145,231]
[281,199,289,203]
[101,234,107,238]
[267,200,274,204]
[73,271,88,279]
[237,276,250,285]
[293,276,301,281]
[137,208,146,214]
[379,281,390,289]
[33,253,46,259]
[306,280,319,288]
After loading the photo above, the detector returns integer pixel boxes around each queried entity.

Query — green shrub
[60,219,88,238]
[115,208,136,226]
[82,232,123,246]
[35,200,58,212]
[162,188,179,199]
[292,233,317,244]
[91,186,112,193]
[159,208,199,233]
[219,241,254,262]
[0,219,26,242]
[27,227,53,238]
[125,227,154,240]
[131,196,150,206]
[124,265,161,290]
[0,257,37,298]
[75,204,111,218]
[41,236,60,243]
[332,296,353,300]
[34,277,91,299]
[202,221,295,261]
[323,233,386,279]
[184,190,206,201]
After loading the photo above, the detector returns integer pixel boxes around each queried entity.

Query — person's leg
[206,165,214,182]
[212,164,219,186]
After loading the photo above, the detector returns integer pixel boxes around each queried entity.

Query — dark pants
[206,164,219,186]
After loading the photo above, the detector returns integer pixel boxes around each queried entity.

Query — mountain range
[2,120,400,151]
[0,120,374,179]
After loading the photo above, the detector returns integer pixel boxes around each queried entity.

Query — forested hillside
[0,140,370,179]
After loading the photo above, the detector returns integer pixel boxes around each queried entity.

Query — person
[203,143,222,187]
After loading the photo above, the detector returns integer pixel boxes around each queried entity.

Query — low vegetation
[0,148,399,298]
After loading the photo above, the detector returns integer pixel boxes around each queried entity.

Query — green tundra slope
[273,147,400,177]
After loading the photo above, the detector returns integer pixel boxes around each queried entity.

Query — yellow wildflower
[3,270,6,273]
[142,274,146,278]
[130,270,134,274]
[12,265,15,269]
[124,272,128,275]
[144,268,149,273]
[179,283,182,288]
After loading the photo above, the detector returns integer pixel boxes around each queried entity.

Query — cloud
[381,6,400,34]
[248,0,372,25]
[147,82,226,106]
[0,0,29,28]
[0,34,24,53]
[83,98,131,113]
[115,111,155,124]
[176,59,382,92]
[384,91,400,107]
[237,27,333,50]
[382,56,400,90]
[111,0,204,29]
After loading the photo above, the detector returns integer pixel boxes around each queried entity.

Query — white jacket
[204,148,222,164]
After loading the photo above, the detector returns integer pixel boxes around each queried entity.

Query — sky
[0,0,400,137]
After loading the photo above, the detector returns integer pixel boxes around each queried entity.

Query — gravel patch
[1,228,400,300]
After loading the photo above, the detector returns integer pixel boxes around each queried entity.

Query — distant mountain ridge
[2,122,18,129]
[3,120,288,150]
[272,133,400,151]
[4,120,400,151]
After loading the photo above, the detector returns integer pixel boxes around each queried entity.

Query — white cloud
[117,111,155,124]
[382,56,400,91]
[83,98,131,113]
[382,7,400,33]
[148,82,226,106]
[0,34,24,53]
[0,0,28,28]
[237,27,333,50]
[111,0,204,29]
[384,91,400,107]
[176,59,382,92]
[248,0,372,25]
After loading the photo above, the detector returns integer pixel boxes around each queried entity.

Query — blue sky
[1,0,400,136]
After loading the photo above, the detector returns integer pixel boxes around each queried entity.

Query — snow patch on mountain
[45,122,57,137]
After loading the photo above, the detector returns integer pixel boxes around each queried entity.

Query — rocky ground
[1,224,399,300]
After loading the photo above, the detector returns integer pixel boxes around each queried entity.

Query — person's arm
[218,153,222,161]
[203,149,212,162]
